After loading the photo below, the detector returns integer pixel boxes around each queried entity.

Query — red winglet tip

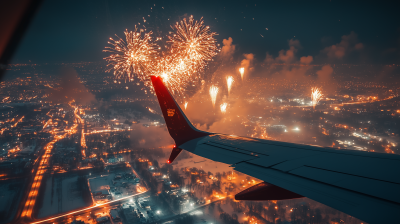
[150,75,210,146]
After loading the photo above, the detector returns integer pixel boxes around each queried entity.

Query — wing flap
[289,166,400,204]
[272,153,400,184]
[233,161,400,224]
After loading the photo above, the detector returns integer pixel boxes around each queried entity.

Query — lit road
[12,104,82,223]
[29,191,149,224]
[9,104,151,224]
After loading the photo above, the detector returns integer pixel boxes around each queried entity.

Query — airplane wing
[150,76,400,224]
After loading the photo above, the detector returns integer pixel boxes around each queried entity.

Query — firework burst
[168,15,218,71]
[155,55,186,93]
[311,87,323,109]
[161,15,219,92]
[239,67,245,80]
[220,103,227,113]
[209,85,219,107]
[184,101,188,110]
[226,76,234,95]
[104,16,219,94]
[103,26,158,84]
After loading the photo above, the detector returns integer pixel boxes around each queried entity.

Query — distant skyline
[10,0,400,65]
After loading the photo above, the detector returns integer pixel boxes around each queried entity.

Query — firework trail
[103,26,158,85]
[209,85,219,107]
[311,87,323,109]
[226,76,234,95]
[239,67,244,80]
[220,103,227,113]
[184,101,188,110]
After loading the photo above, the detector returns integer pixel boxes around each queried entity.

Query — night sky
[12,0,400,64]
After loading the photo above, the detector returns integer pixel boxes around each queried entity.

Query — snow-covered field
[173,153,233,175]
[37,176,88,218]
[0,180,24,223]
[88,172,139,202]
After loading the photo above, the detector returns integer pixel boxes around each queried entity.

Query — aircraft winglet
[150,76,210,150]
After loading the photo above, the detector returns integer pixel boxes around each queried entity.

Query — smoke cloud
[47,67,96,105]
[129,124,174,148]
[322,31,364,60]
[300,55,313,64]
[262,39,314,81]
[220,37,236,58]
[316,65,333,82]
[240,53,254,74]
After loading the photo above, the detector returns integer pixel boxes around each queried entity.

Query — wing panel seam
[234,140,400,161]
[302,165,400,185]
[207,141,270,156]
[238,161,400,206]
[201,143,259,158]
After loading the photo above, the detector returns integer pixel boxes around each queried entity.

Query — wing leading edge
[150,76,400,224]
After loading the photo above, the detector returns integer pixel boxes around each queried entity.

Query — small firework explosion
[220,103,227,113]
[226,76,234,95]
[184,101,188,110]
[103,26,158,84]
[239,67,244,80]
[311,87,323,109]
[209,85,219,107]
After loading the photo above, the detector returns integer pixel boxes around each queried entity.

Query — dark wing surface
[150,76,400,224]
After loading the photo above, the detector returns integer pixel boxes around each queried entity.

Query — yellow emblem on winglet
[167,109,175,117]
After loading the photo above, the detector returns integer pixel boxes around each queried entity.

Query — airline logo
[167,109,175,117]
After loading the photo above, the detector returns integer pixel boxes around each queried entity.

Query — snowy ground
[88,172,140,204]
[0,180,24,223]
[37,176,88,218]
[173,153,234,175]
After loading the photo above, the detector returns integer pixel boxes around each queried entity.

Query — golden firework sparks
[220,103,227,113]
[239,67,244,80]
[209,85,219,107]
[104,16,219,94]
[103,26,158,86]
[184,101,188,110]
[168,15,218,71]
[153,55,188,93]
[311,87,323,109]
[226,76,234,95]
[160,15,219,93]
